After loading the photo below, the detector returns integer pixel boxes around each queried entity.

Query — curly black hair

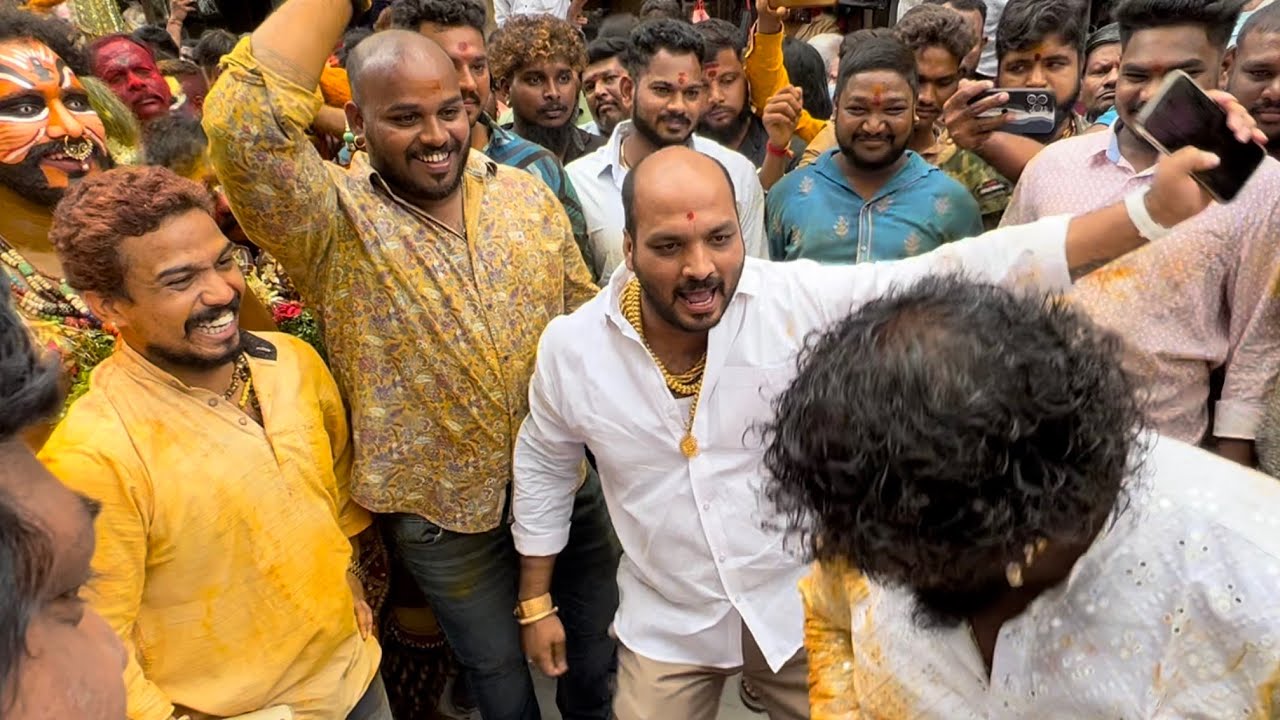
[622,18,705,81]
[763,275,1145,623]
[1114,0,1244,51]
[0,6,90,76]
[388,0,486,33]
[0,289,60,445]
[996,0,1087,61]
[896,4,978,64]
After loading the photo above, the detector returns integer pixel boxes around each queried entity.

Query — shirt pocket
[711,364,796,453]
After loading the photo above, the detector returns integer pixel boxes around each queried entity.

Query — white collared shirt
[512,215,1073,671]
[493,0,571,25]
[812,436,1280,717]
[565,120,768,281]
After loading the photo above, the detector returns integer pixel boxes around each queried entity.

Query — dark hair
[640,0,683,20]
[621,152,736,237]
[587,34,630,64]
[1238,1,1280,49]
[0,485,55,713]
[131,24,180,60]
[925,0,987,25]
[1114,0,1244,50]
[598,11,640,38]
[143,114,208,177]
[489,14,588,83]
[695,17,744,62]
[49,166,215,298]
[622,18,705,80]
[0,291,61,445]
[191,29,236,71]
[0,7,90,76]
[897,4,978,63]
[835,29,917,100]
[763,276,1144,622]
[783,36,833,120]
[388,0,486,33]
[996,0,1087,61]
[337,26,374,67]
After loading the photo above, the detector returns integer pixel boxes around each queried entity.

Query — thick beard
[0,142,110,207]
[372,137,471,204]
[632,109,692,149]
[838,133,911,172]
[1029,84,1082,143]
[519,120,575,158]
[698,105,752,147]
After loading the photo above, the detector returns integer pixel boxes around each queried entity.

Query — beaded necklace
[0,233,100,329]
[223,353,262,418]
[620,278,706,458]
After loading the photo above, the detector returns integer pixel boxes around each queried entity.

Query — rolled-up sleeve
[512,318,588,556]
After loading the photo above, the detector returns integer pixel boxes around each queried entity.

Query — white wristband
[1124,186,1173,241]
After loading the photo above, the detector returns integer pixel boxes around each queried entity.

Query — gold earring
[1006,562,1024,588]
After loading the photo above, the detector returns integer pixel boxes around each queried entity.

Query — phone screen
[1136,73,1265,202]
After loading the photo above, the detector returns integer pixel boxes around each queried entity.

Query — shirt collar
[600,121,701,188]
[479,113,518,152]
[1097,121,1152,176]
[812,148,934,199]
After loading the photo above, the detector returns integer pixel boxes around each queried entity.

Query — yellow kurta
[40,332,378,720]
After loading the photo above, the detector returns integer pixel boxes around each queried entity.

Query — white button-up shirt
[803,436,1280,717]
[493,0,571,26]
[566,120,768,281]
[512,215,1073,671]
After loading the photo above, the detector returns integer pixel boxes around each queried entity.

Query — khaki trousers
[614,625,809,720]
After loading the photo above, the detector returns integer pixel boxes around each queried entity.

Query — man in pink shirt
[1002,0,1280,465]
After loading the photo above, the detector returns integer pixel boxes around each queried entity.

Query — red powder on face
[677,71,687,86]
[460,41,470,51]
[871,83,885,106]
[686,211,695,221]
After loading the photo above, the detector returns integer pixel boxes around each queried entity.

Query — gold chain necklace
[621,278,706,458]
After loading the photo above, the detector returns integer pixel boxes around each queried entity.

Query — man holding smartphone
[1002,0,1280,467]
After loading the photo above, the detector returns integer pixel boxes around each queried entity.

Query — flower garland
[237,249,327,361]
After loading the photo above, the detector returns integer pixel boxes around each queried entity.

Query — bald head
[623,146,737,238]
[346,29,458,106]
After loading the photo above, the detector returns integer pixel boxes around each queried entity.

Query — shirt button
[718,554,726,563]
[208,398,218,407]
[238,417,248,426]
[701,503,710,511]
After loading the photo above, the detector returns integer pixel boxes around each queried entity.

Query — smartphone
[1133,70,1265,203]
[967,89,1056,136]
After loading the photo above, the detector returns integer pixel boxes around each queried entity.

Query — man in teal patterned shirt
[767,31,982,263]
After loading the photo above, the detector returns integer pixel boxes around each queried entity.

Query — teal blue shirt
[766,149,984,263]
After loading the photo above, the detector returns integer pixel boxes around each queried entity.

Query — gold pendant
[680,433,699,458]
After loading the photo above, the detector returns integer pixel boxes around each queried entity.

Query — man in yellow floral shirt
[203,0,620,717]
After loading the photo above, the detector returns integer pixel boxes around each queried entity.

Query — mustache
[28,137,102,162]
[658,112,691,126]
[408,134,463,158]
[1252,100,1280,112]
[676,276,723,295]
[185,294,242,333]
[853,133,894,142]
[539,103,569,113]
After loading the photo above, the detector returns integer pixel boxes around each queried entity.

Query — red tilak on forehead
[872,83,885,105]
[704,62,718,80]
[686,211,695,221]
[677,71,688,85]
[460,41,469,51]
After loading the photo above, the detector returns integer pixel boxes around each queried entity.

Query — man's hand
[1145,90,1264,227]
[756,0,788,36]
[168,0,195,26]
[568,0,589,26]
[521,614,568,677]
[943,80,1012,151]
[346,571,374,640]
[763,86,802,150]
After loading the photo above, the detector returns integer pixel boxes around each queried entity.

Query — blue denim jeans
[384,471,620,720]
[346,674,393,720]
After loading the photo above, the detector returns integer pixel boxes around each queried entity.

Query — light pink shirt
[1003,127,1280,443]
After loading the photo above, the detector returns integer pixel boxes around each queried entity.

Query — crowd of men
[3,0,1280,717]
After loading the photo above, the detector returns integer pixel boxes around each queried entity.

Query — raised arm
[744,0,826,144]
[202,0,355,290]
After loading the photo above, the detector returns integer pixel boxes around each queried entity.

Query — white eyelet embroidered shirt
[800,436,1280,718]
[512,215,1073,671]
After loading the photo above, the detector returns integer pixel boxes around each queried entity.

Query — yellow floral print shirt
[204,39,599,532]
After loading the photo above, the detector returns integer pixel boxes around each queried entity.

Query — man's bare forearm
[1064,202,1144,279]
[250,0,352,85]
[519,554,557,601]
[975,132,1044,183]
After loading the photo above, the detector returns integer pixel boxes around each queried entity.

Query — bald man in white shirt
[511,137,1243,718]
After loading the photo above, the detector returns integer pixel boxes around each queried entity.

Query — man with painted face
[1227,2,1280,158]
[40,165,390,720]
[88,34,174,124]
[489,14,606,165]
[512,116,1248,716]
[0,287,127,720]
[388,0,596,278]
[567,18,767,281]
[583,35,632,137]
[1003,0,1280,467]
[204,0,618,718]
[768,31,984,264]
[693,19,805,189]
